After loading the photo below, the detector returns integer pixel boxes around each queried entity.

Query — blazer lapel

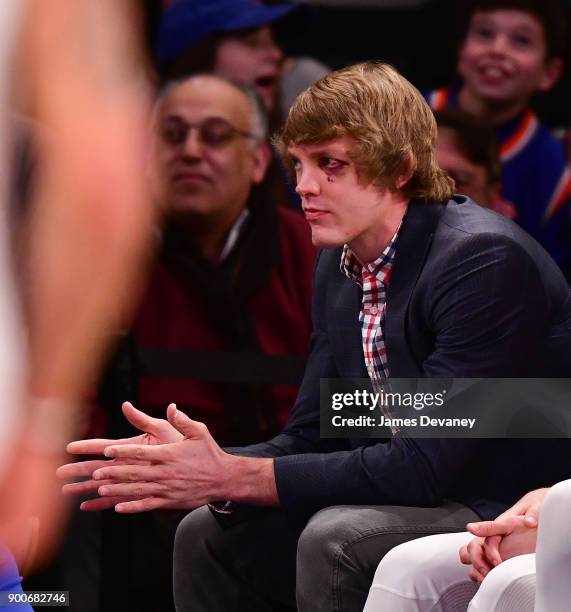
[327,268,368,379]
[385,199,445,376]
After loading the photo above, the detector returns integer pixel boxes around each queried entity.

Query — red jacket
[128,205,315,445]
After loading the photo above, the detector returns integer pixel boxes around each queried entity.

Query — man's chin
[310,230,345,250]
[167,199,213,216]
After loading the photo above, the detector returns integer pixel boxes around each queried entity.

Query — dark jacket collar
[384,198,446,376]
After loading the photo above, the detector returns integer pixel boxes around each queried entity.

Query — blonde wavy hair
[275,61,454,202]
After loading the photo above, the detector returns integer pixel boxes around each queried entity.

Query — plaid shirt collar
[340,226,401,286]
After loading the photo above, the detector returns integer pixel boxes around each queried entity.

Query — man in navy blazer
[61,62,571,612]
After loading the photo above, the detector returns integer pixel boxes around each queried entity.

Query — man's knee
[297,505,391,584]
[297,505,411,572]
[297,507,352,569]
[174,506,211,565]
[296,507,398,611]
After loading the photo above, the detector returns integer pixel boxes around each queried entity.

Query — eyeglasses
[160,117,255,148]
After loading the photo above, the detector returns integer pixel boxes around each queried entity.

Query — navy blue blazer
[244,197,571,521]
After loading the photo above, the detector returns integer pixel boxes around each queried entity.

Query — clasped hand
[57,402,235,513]
[458,488,547,582]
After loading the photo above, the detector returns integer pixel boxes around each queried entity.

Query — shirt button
[369,306,378,315]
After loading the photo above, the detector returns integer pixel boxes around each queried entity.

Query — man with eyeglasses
[136,73,315,447]
[57,74,315,611]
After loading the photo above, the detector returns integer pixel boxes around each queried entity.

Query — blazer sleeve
[273,234,551,519]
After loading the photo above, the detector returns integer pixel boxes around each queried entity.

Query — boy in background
[427,0,571,270]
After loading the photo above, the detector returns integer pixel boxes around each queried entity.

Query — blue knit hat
[156,0,295,65]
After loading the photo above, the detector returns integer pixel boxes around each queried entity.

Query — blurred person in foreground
[434,109,516,218]
[60,62,571,612]
[0,0,154,599]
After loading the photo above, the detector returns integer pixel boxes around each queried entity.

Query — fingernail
[93,471,102,480]
[104,448,114,457]
[493,560,499,566]
[99,487,108,495]
[80,502,86,511]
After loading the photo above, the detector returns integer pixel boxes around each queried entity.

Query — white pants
[364,479,571,612]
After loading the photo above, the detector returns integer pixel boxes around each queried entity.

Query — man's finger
[524,515,538,528]
[99,482,169,498]
[166,404,208,440]
[67,438,120,455]
[67,435,144,456]
[467,520,500,537]
[103,443,171,461]
[80,496,141,512]
[467,538,492,579]
[62,478,114,496]
[469,567,485,583]
[114,496,167,513]
[57,459,110,479]
[459,545,471,565]
[93,464,173,482]
[467,516,523,537]
[57,457,149,480]
[524,503,541,526]
[483,535,502,567]
[121,402,162,436]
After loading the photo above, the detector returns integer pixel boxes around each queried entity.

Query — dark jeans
[173,501,479,612]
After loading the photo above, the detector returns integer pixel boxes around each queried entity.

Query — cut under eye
[319,157,346,171]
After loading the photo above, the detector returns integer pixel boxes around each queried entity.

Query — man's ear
[538,57,563,92]
[251,141,272,184]
[395,150,416,190]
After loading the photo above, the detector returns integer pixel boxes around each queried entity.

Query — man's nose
[295,169,320,197]
[181,128,203,159]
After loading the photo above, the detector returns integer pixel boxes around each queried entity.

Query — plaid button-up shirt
[340,228,400,389]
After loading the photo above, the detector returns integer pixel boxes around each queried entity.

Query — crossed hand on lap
[459,488,548,582]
